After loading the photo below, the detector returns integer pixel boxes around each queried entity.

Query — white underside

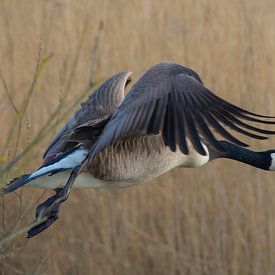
[178,142,209,168]
[27,171,134,189]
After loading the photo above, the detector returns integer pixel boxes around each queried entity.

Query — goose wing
[83,61,275,164]
[43,71,132,165]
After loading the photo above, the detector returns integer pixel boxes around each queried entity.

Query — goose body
[27,136,209,189]
[3,61,275,237]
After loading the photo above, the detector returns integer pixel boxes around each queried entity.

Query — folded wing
[43,71,132,165]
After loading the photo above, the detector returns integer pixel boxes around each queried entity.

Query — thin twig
[0,71,19,116]
[0,190,48,251]
[0,20,103,178]
[90,20,104,83]
[1,45,53,157]
[33,256,47,275]
[0,82,94,177]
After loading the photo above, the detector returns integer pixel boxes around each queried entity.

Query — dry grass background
[1,0,275,274]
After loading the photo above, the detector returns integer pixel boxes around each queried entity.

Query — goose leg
[27,166,80,238]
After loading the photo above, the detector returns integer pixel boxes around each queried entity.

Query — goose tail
[2,146,88,194]
[2,174,32,193]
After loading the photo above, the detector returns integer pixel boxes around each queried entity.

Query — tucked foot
[27,211,59,238]
[27,189,63,238]
[27,166,80,238]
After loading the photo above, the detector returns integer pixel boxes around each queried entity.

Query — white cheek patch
[269,153,275,171]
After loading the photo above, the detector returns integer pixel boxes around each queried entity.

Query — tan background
[1,0,275,274]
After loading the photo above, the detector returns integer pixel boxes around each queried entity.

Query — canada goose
[3,61,275,237]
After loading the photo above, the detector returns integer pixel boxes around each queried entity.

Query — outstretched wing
[43,71,132,165]
[83,61,275,165]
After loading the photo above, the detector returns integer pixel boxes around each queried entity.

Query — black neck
[213,141,274,171]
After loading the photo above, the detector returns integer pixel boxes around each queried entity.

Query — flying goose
[3,61,275,237]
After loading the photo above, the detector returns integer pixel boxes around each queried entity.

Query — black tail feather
[2,174,32,193]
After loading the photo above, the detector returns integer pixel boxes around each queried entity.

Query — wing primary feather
[194,112,225,152]
[212,111,268,140]
[222,97,275,119]
[175,80,206,154]
[221,104,275,125]
[176,108,188,154]
[172,83,188,154]
[203,112,249,147]
[206,90,275,119]
[183,90,195,109]
[148,96,167,135]
[162,110,169,147]
[170,94,177,152]
[163,94,177,152]
[175,87,187,108]
[174,79,194,109]
[218,108,275,134]
[184,110,207,155]
[201,91,275,124]
[139,100,157,131]
[187,91,204,111]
